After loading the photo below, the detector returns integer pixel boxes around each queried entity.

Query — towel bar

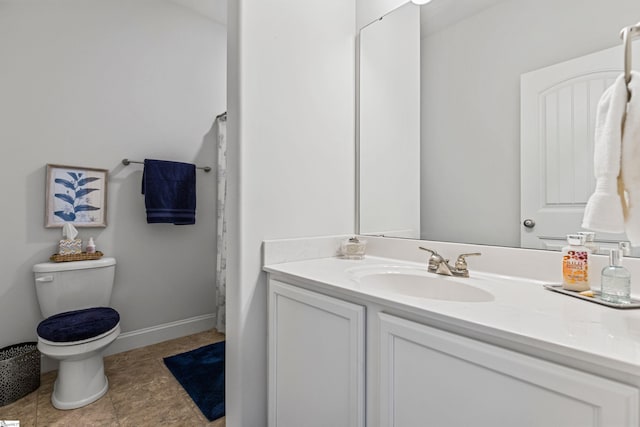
[122,159,211,173]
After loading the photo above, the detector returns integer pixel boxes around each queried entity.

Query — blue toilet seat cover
[37,307,120,343]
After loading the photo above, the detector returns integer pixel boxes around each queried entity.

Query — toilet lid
[37,307,120,343]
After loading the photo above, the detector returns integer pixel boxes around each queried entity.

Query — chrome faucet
[419,247,481,278]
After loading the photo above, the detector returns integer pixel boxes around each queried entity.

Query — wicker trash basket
[0,342,40,407]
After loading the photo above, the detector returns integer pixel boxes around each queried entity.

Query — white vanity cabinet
[268,279,366,427]
[267,272,640,427]
[379,312,639,427]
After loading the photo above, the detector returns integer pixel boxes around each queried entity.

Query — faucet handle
[454,253,481,272]
[419,246,436,255]
[419,247,444,272]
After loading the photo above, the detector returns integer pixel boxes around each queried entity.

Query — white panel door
[379,313,639,427]
[268,280,365,427]
[521,42,640,252]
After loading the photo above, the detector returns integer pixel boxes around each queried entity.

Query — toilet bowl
[38,322,120,409]
[33,258,119,410]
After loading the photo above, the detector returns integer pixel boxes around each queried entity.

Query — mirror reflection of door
[520,42,639,253]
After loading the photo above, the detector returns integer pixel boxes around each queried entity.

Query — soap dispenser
[86,237,96,254]
[340,237,367,260]
[561,234,591,292]
[577,231,598,255]
[601,248,631,304]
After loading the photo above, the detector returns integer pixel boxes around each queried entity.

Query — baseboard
[41,313,216,373]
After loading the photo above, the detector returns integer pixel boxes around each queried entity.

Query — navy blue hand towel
[142,159,196,225]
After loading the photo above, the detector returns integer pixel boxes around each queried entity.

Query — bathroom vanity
[264,236,640,427]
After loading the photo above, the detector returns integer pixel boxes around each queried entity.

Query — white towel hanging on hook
[582,22,640,241]
[582,74,627,233]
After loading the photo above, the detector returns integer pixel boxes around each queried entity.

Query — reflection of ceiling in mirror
[420,0,507,36]
[168,0,227,26]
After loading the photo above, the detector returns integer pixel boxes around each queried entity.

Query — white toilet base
[51,351,109,410]
[38,324,120,410]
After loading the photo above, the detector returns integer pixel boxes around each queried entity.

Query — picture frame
[45,164,108,228]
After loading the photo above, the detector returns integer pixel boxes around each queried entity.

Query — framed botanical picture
[45,164,108,228]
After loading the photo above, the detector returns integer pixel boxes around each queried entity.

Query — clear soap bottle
[600,248,631,304]
[562,234,591,292]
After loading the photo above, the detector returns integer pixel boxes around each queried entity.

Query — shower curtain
[215,114,227,333]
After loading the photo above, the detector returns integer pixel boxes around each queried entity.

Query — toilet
[33,257,120,410]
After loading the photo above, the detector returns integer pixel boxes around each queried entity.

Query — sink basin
[347,265,494,302]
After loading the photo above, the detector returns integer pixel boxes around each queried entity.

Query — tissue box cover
[59,239,82,255]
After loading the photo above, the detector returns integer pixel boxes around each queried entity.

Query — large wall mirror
[358,0,640,256]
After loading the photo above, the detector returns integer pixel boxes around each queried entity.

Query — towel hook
[620,22,640,101]
[622,27,632,86]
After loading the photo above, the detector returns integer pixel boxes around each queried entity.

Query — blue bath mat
[163,341,225,421]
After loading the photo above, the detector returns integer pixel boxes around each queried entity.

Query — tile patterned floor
[0,329,226,426]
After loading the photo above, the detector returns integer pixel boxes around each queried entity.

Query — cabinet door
[268,280,365,427]
[379,313,639,427]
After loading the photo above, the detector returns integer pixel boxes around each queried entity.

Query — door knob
[523,219,536,228]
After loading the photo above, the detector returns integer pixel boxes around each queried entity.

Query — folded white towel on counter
[582,74,627,233]
[622,71,640,245]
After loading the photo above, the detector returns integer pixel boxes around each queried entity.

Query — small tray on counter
[544,284,640,309]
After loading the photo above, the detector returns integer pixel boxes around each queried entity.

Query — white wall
[226,0,356,424]
[0,0,226,350]
[359,3,420,238]
[420,0,638,247]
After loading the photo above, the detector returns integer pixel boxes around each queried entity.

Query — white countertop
[264,254,640,378]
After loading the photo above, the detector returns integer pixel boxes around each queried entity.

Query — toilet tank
[33,257,116,318]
